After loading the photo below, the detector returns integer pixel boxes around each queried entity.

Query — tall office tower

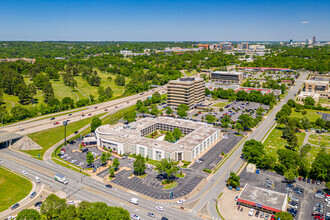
[167,77,205,108]
[313,36,316,44]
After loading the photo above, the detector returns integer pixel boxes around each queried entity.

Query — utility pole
[63,120,68,147]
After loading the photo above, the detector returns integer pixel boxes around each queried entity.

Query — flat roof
[0,130,23,144]
[238,183,287,212]
[96,117,219,152]
[212,71,242,75]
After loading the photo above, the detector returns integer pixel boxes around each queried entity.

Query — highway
[1,86,166,135]
[0,73,308,220]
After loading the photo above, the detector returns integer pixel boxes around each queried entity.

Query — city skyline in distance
[0,0,329,41]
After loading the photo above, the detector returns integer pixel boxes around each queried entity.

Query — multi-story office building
[237,42,249,50]
[220,42,233,50]
[95,117,221,162]
[211,71,244,82]
[167,77,205,108]
[304,80,329,98]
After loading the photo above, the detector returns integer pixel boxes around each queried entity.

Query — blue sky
[0,0,329,41]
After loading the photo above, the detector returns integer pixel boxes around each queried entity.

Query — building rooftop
[96,117,218,152]
[212,71,242,75]
[238,183,287,212]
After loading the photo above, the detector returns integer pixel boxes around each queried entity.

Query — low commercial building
[304,80,329,99]
[237,67,292,72]
[211,71,244,82]
[167,77,205,108]
[95,117,221,162]
[237,183,288,214]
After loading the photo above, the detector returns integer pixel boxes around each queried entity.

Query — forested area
[241,46,330,73]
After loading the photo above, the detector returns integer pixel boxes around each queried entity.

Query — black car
[161,217,168,220]
[11,203,19,210]
[255,210,260,217]
[307,178,311,183]
[74,131,79,134]
[82,148,88,153]
[50,117,55,120]
[34,201,43,207]
[69,140,76,144]
[105,184,112,188]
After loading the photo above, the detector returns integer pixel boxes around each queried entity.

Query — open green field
[51,79,78,101]
[27,113,106,158]
[264,125,306,154]
[185,70,199,77]
[291,108,328,121]
[212,101,232,108]
[74,69,128,98]
[308,134,330,148]
[0,167,32,212]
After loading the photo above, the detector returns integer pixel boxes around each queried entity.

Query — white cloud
[301,21,309,24]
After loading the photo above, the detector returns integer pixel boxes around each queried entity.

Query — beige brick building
[167,77,205,108]
[304,80,329,98]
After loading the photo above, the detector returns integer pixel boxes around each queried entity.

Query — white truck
[54,174,68,184]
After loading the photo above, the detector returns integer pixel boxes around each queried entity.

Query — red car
[270,215,275,220]
[88,113,92,116]
[53,122,59,125]
[299,176,302,181]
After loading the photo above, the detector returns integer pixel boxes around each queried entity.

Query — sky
[0,0,329,41]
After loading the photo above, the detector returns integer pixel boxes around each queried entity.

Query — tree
[136,100,143,110]
[326,182,330,190]
[104,87,113,99]
[242,140,264,164]
[115,75,125,86]
[123,111,136,123]
[155,158,180,182]
[284,169,297,181]
[17,209,41,220]
[303,97,315,106]
[151,91,161,103]
[205,114,216,124]
[165,107,173,115]
[286,133,298,150]
[176,104,189,118]
[164,131,176,143]
[109,166,115,177]
[227,172,240,188]
[238,114,256,130]
[86,152,94,165]
[275,211,293,220]
[112,158,120,171]
[235,123,244,134]
[91,117,102,132]
[40,194,67,219]
[309,149,330,182]
[150,105,159,115]
[62,97,74,109]
[133,154,147,176]
[100,152,107,164]
[173,128,182,141]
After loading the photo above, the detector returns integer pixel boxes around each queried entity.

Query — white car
[177,199,185,204]
[156,206,164,211]
[67,201,76,205]
[35,177,41,183]
[248,208,255,216]
[22,171,28,175]
[71,160,77,164]
[131,214,140,220]
[0,160,3,164]
[78,162,84,166]
[66,156,71,160]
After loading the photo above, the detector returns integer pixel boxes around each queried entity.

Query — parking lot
[239,169,329,220]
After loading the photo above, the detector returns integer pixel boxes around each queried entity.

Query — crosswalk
[155,201,178,207]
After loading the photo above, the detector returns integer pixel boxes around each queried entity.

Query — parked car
[67,201,76,205]
[255,210,260,217]
[248,208,255,216]
[286,183,294,188]
[106,184,112,188]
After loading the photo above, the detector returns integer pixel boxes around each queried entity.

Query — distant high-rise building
[313,36,316,44]
[289,39,293,44]
[306,39,312,45]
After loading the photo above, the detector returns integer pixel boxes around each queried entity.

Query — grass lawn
[101,105,136,125]
[185,70,199,77]
[163,181,178,190]
[0,167,32,212]
[51,79,78,101]
[291,108,328,121]
[175,173,185,178]
[27,113,106,158]
[74,69,128,98]
[308,134,330,148]
[264,125,306,155]
[137,174,147,179]
[212,101,232,108]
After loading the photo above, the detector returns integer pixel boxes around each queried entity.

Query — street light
[63,120,68,147]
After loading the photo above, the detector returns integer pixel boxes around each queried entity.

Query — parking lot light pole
[63,120,68,147]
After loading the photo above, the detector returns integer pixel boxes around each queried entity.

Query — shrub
[203,168,212,174]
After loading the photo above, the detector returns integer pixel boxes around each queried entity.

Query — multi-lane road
[2,86,166,135]
[0,73,308,219]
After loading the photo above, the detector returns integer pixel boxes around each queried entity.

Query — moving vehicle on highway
[22,170,27,175]
[156,206,164,211]
[131,214,140,220]
[54,174,68,184]
[147,212,155,218]
[35,176,40,183]
[129,198,139,205]
[11,203,19,210]
[30,191,36,198]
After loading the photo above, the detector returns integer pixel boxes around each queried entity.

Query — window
[148,148,153,159]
